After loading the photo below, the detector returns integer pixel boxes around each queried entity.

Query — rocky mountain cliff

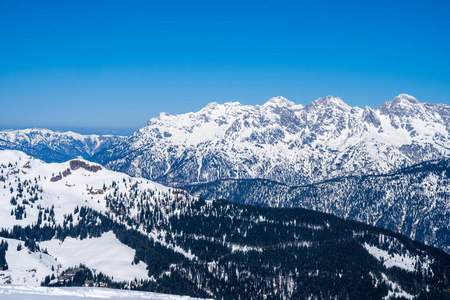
[93,94,450,186]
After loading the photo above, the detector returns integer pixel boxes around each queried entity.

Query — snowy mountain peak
[154,112,171,120]
[379,93,422,113]
[205,101,219,109]
[325,95,342,101]
[307,95,351,111]
[193,101,244,118]
[394,93,419,103]
[263,96,295,107]
[204,100,243,111]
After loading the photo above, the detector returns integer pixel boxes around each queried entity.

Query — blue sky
[1,0,449,135]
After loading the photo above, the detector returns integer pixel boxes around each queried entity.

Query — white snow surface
[40,232,149,282]
[0,284,207,299]
[1,232,150,285]
[0,237,59,286]
[363,243,431,272]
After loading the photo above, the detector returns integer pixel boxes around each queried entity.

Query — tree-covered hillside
[183,158,450,253]
[1,151,449,299]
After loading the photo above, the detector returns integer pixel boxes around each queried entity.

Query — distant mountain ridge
[183,158,450,252]
[0,128,124,163]
[92,94,450,186]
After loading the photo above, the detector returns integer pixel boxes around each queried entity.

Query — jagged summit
[306,95,352,111]
[3,94,449,186]
[362,106,381,128]
[204,101,219,109]
[263,96,296,107]
[201,101,243,110]
[394,93,419,102]
[379,93,420,110]
[91,94,450,186]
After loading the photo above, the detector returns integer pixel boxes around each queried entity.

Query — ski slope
[0,284,208,299]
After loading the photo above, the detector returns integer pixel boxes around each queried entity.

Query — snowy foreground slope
[0,285,205,300]
[0,150,449,299]
[0,233,148,286]
[0,150,189,287]
[93,94,450,186]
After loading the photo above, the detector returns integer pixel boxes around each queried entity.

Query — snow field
[0,284,208,299]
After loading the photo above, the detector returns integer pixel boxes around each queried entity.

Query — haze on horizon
[1,0,449,135]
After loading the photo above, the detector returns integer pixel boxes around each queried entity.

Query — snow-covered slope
[0,285,206,300]
[0,233,149,286]
[0,150,192,286]
[0,128,124,163]
[0,236,59,286]
[93,94,450,186]
[0,150,173,229]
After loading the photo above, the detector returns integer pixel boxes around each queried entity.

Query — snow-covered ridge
[96,94,450,186]
[0,128,124,163]
[0,150,170,230]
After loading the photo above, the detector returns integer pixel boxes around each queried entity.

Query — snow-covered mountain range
[93,94,450,186]
[1,150,449,299]
[1,94,449,298]
[0,128,124,163]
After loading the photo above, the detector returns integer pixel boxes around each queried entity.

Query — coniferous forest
[1,195,448,299]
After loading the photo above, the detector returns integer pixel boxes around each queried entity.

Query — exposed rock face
[70,160,102,172]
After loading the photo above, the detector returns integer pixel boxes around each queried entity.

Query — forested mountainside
[183,158,450,253]
[93,94,450,186]
[0,128,123,163]
[0,150,449,299]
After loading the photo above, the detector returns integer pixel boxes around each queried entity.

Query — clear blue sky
[1,0,449,135]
